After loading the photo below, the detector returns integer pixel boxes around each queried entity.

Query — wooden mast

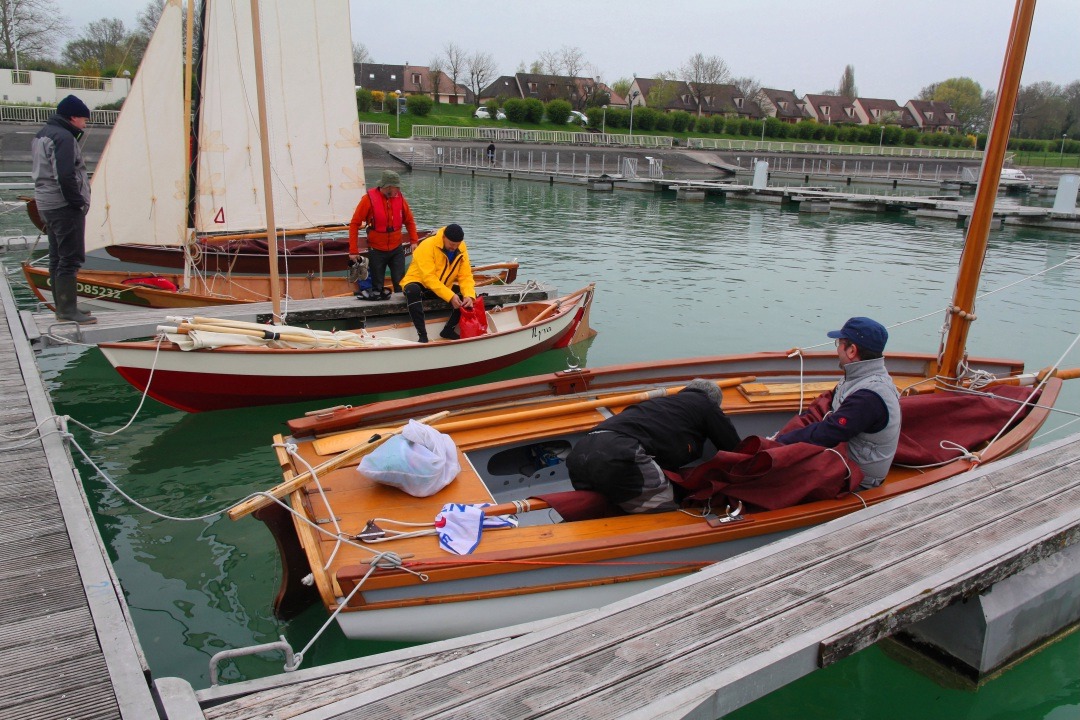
[247,0,283,323]
[181,0,196,290]
[938,0,1035,386]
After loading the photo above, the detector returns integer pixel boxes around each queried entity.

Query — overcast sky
[66,0,1078,102]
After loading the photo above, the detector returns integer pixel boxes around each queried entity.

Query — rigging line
[797,251,1080,352]
[65,334,167,438]
[276,441,343,569]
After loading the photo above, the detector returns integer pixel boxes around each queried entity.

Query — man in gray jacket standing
[32,94,96,324]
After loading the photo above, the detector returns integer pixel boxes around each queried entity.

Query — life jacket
[367,188,404,234]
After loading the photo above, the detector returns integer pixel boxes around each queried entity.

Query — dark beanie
[444,223,464,242]
[57,95,91,119]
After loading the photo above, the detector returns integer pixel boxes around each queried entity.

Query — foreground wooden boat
[21,261,518,312]
[234,0,1077,642]
[98,285,594,412]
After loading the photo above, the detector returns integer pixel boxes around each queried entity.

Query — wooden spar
[182,0,195,290]
[528,284,593,326]
[166,322,390,348]
[312,376,758,455]
[432,376,757,435]
[938,0,1035,386]
[228,411,451,520]
[247,0,283,324]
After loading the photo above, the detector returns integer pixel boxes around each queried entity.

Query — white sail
[84,0,187,252]
[195,0,365,234]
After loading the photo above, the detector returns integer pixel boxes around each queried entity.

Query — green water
[4,175,1080,716]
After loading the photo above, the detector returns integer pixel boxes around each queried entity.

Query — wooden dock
[176,432,1080,719]
[0,271,157,719]
[23,282,555,347]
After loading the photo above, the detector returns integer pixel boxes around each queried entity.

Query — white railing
[0,105,119,126]
[54,75,113,91]
[687,137,982,160]
[414,145,627,179]
[359,122,389,137]
[10,70,29,85]
[411,125,674,148]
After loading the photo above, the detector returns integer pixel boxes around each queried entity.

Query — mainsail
[83,0,365,252]
[84,0,186,253]
[195,0,365,234]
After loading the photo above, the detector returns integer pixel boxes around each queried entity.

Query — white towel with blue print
[435,503,519,555]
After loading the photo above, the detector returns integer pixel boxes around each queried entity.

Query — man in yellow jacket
[401,224,476,343]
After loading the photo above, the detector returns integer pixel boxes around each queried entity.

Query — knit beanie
[57,95,91,119]
[444,224,464,242]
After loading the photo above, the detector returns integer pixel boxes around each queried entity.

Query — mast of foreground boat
[937,0,1034,387]
[247,0,283,323]
[181,0,196,292]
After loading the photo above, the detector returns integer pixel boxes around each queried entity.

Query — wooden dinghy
[251,355,1067,641]
[21,261,518,312]
[98,285,595,412]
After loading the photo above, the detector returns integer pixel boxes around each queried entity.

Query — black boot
[405,288,428,343]
[439,308,461,340]
[53,275,97,325]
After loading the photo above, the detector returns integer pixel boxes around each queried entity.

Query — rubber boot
[406,294,428,343]
[53,275,97,325]
[439,308,461,341]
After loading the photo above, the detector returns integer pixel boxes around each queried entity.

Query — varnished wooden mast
[938,0,1036,385]
[247,0,283,323]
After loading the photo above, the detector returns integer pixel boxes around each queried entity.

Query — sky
[64,0,1079,102]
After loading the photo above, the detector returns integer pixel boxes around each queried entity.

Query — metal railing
[687,136,983,160]
[412,145,641,179]
[9,70,29,85]
[55,75,114,91]
[411,125,674,148]
[359,122,389,137]
[0,105,119,125]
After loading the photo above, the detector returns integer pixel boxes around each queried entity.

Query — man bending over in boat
[775,317,901,489]
[401,224,475,343]
[566,380,741,513]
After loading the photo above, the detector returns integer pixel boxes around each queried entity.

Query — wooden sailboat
[244,0,1080,642]
[20,260,518,312]
[96,0,595,411]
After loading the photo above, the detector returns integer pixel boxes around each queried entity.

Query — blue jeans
[41,205,87,281]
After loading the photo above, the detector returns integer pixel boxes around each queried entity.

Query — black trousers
[367,244,407,293]
[41,205,86,281]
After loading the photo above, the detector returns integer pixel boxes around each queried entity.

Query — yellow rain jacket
[400,226,476,302]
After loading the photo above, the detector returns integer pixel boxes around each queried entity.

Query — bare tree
[428,55,444,103]
[467,50,497,103]
[442,42,466,103]
[560,45,585,78]
[732,76,762,114]
[679,53,729,116]
[536,49,560,76]
[838,64,857,98]
[0,0,70,66]
[62,18,131,74]
[352,41,371,64]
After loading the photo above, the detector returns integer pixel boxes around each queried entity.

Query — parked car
[474,107,507,120]
[568,110,589,126]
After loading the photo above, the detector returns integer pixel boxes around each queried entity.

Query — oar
[312,376,757,455]
[227,410,451,521]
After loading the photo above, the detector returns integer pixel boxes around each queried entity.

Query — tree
[610,77,632,101]
[919,76,988,134]
[838,64,857,98]
[441,42,466,104]
[679,53,729,116]
[1013,81,1065,138]
[732,76,762,114]
[467,50,497,104]
[647,71,680,111]
[428,56,444,103]
[62,18,132,75]
[560,45,585,78]
[536,49,560,76]
[0,0,70,67]
[352,41,371,64]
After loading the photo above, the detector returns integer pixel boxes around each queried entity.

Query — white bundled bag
[358,420,461,497]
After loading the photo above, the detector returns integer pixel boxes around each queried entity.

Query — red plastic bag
[458,296,488,338]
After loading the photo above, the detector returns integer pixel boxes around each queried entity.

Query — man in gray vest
[32,94,96,324]
[776,317,901,489]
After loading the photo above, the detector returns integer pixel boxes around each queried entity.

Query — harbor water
[2,173,1079,717]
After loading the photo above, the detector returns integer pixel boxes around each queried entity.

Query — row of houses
[355,61,961,133]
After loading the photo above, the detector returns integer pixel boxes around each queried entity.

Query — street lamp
[1062,133,1068,159]
[392,91,403,136]
[879,124,885,149]
[629,91,640,136]
[601,104,608,135]
[761,118,766,142]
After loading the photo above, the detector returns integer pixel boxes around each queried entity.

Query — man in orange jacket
[348,169,419,300]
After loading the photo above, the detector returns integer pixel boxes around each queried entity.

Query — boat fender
[121,276,180,292]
